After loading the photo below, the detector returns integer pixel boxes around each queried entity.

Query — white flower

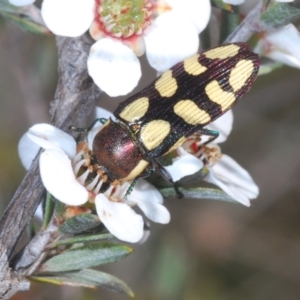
[9,0,211,97]
[18,108,170,243]
[9,0,35,6]
[223,0,245,5]
[223,0,294,5]
[165,111,259,207]
[255,24,300,69]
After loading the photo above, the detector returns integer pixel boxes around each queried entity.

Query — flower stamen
[94,0,153,40]
[77,168,90,185]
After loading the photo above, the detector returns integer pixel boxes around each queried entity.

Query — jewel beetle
[77,43,260,197]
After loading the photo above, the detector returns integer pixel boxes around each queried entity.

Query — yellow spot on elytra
[204,44,240,60]
[140,120,171,150]
[229,59,254,92]
[155,70,178,97]
[120,159,149,181]
[205,80,236,111]
[184,54,207,75]
[174,100,211,125]
[119,97,149,122]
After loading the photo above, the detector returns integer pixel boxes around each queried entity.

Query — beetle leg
[197,128,219,145]
[153,160,184,199]
[70,118,108,133]
[124,179,138,199]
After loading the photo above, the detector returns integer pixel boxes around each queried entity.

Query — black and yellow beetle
[77,43,259,197]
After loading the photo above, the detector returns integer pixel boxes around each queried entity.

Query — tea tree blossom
[223,0,294,4]
[9,0,35,6]
[165,111,259,207]
[9,0,211,97]
[18,108,170,243]
[255,24,300,69]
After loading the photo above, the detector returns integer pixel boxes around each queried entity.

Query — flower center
[95,0,152,39]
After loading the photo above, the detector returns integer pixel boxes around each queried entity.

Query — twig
[0,33,101,298]
[224,2,264,44]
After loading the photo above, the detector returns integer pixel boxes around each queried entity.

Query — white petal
[166,0,211,33]
[256,24,300,68]
[127,179,170,224]
[9,0,35,6]
[165,149,204,182]
[95,194,144,243]
[145,12,199,72]
[207,110,233,143]
[223,0,244,4]
[204,154,259,206]
[18,133,40,170]
[34,204,43,222]
[27,124,76,159]
[87,107,115,149]
[267,50,300,68]
[88,38,141,96]
[94,106,114,119]
[40,149,89,206]
[41,0,94,37]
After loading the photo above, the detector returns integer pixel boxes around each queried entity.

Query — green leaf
[39,243,133,273]
[54,233,114,247]
[160,187,236,203]
[0,11,49,34]
[260,3,300,29]
[58,214,101,234]
[29,274,95,288]
[54,198,66,218]
[212,0,233,12]
[30,269,134,297]
[177,168,209,186]
[0,0,49,34]
[42,192,55,228]
[219,6,239,44]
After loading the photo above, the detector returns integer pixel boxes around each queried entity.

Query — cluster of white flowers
[15,0,297,243]
[19,108,258,243]
[237,0,300,69]
[19,108,170,243]
[9,0,300,94]
[9,0,211,96]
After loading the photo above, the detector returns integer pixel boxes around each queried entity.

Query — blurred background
[1,16,300,300]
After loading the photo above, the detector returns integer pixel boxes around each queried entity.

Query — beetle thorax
[92,119,149,181]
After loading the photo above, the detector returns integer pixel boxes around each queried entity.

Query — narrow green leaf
[219,6,239,44]
[58,214,101,234]
[212,0,233,12]
[260,3,300,29]
[54,198,66,218]
[54,233,114,247]
[0,11,49,34]
[177,168,209,186]
[67,269,134,296]
[39,243,133,273]
[160,187,236,203]
[30,269,134,296]
[43,192,55,229]
[29,275,96,288]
